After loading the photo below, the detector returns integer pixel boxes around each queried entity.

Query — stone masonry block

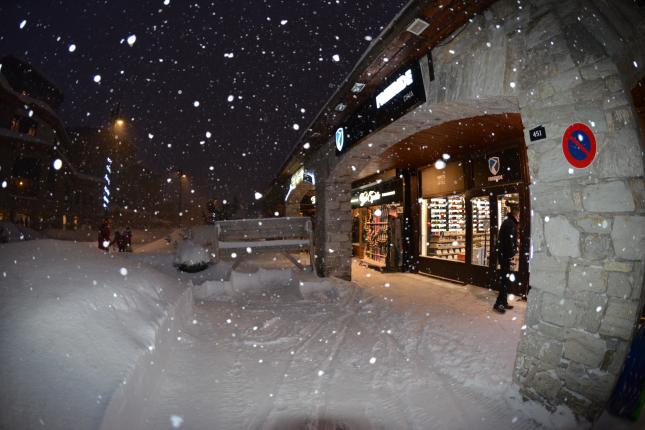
[599,298,640,340]
[582,181,635,213]
[545,215,580,258]
[541,293,578,327]
[563,330,606,367]
[611,216,645,260]
[582,234,612,261]
[531,181,578,213]
[606,272,633,299]
[568,264,606,294]
[575,215,612,234]
[530,254,567,294]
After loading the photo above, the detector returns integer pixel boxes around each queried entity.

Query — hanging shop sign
[562,123,597,168]
[351,178,403,208]
[529,125,546,142]
[473,148,523,188]
[336,54,430,155]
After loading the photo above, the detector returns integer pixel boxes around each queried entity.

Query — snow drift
[0,240,192,430]
[174,239,211,272]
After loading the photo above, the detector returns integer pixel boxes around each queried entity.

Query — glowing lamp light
[52,159,63,170]
[434,159,447,170]
[102,240,110,248]
[115,119,125,127]
[374,209,382,217]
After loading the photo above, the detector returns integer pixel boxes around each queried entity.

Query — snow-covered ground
[0,239,190,430]
[2,237,640,429]
[136,259,580,430]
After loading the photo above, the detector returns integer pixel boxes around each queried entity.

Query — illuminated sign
[358,190,381,206]
[335,127,344,152]
[335,54,431,156]
[351,178,402,208]
[285,167,315,202]
[375,69,413,109]
[103,157,112,209]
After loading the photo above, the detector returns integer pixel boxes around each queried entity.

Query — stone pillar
[512,0,645,420]
[313,178,353,280]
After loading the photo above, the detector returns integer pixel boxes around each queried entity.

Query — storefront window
[420,194,465,262]
[471,196,491,266]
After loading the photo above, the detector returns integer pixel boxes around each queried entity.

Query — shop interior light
[374,208,382,217]
[406,18,430,36]
[434,159,447,170]
[351,83,366,93]
[442,153,451,161]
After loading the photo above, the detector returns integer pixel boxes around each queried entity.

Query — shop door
[468,186,528,295]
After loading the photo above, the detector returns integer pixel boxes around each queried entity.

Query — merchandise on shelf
[426,194,466,262]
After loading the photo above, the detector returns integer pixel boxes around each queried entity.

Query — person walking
[124,227,133,252]
[493,204,520,314]
[98,218,111,251]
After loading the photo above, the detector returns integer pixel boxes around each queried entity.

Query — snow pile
[173,239,211,272]
[0,240,191,430]
[193,268,337,302]
[0,221,41,242]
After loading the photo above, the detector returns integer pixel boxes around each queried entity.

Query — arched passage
[304,0,645,420]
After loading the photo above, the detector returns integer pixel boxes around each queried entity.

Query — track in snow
[138,273,549,430]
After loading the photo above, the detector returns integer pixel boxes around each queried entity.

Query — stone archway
[285,182,315,217]
[305,0,645,420]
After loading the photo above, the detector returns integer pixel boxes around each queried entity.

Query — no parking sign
[562,123,597,168]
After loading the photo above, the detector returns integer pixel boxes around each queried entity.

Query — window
[471,196,491,266]
[420,194,465,262]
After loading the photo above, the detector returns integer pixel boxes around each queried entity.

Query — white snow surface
[174,239,211,267]
[0,240,188,430]
[2,237,616,430]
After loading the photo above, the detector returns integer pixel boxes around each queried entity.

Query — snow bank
[0,221,41,242]
[173,239,211,272]
[193,267,337,302]
[0,240,192,430]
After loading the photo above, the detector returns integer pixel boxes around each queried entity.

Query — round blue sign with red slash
[562,123,597,169]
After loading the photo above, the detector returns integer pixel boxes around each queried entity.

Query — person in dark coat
[124,227,132,252]
[493,204,520,314]
[98,218,111,251]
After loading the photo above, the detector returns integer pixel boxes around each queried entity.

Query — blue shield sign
[488,157,500,175]
[335,127,344,152]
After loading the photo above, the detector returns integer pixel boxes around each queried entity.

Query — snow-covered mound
[0,221,41,242]
[174,239,211,272]
[0,240,191,430]
[192,267,337,302]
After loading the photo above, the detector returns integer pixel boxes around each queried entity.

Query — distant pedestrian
[124,227,132,252]
[98,218,111,251]
[114,230,124,252]
[493,205,520,314]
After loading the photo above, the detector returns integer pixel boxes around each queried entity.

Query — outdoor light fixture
[351,83,365,93]
[335,103,347,112]
[406,18,430,36]
[52,159,63,170]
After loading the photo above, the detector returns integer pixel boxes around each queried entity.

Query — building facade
[0,56,103,229]
[269,0,645,420]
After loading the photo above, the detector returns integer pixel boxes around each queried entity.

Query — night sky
[0,0,407,203]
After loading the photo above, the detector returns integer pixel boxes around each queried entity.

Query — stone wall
[304,0,645,419]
